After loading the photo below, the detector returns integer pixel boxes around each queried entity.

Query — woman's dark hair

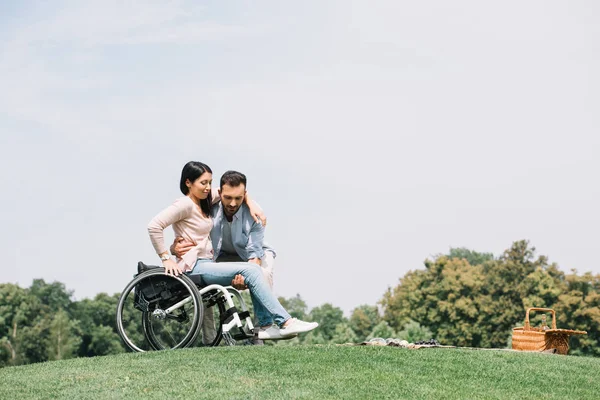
[180,161,212,216]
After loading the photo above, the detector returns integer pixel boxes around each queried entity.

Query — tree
[29,279,73,312]
[554,272,600,356]
[308,303,346,342]
[331,323,358,344]
[302,331,328,345]
[380,241,566,348]
[47,310,81,361]
[397,320,432,343]
[479,241,563,347]
[16,323,49,365]
[278,294,308,320]
[89,325,123,356]
[0,284,47,366]
[72,293,125,357]
[0,284,30,366]
[447,247,494,266]
[349,305,381,341]
[367,321,396,340]
[380,255,487,346]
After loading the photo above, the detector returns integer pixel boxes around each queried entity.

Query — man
[171,170,281,342]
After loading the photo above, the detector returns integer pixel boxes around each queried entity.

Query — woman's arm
[147,198,193,275]
[211,190,220,205]
[244,192,267,226]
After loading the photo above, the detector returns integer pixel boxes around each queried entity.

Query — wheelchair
[116,262,256,352]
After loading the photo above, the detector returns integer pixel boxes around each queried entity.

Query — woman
[148,161,318,339]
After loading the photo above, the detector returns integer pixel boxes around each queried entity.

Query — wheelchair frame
[116,262,256,352]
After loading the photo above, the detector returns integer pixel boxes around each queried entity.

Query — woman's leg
[188,259,291,326]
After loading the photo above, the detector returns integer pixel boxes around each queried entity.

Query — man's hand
[231,274,248,290]
[248,258,260,265]
[170,237,195,258]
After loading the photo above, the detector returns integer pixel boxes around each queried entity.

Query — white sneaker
[258,325,284,340]
[279,318,319,337]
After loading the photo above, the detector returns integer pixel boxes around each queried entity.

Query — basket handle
[524,308,556,330]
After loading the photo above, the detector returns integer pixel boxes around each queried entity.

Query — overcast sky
[1,0,599,314]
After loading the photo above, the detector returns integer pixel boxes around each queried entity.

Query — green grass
[1,346,598,399]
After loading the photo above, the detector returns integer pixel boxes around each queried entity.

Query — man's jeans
[212,252,275,325]
[217,252,275,288]
[187,257,287,344]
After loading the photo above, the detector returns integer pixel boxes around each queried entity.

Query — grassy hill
[0,346,598,399]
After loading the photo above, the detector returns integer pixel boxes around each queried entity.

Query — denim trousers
[187,259,290,327]
[216,251,275,289]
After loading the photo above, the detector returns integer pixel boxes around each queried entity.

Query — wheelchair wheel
[116,269,202,352]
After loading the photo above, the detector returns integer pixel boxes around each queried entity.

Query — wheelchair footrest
[238,311,250,320]
[219,306,250,323]
[220,306,249,320]
[232,332,254,340]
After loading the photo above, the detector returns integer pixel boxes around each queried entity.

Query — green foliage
[0,284,29,366]
[72,293,120,329]
[367,321,397,340]
[29,280,73,312]
[308,303,346,342]
[397,320,433,343]
[46,310,81,361]
[381,256,488,346]
[302,331,328,345]
[1,283,127,367]
[88,325,123,356]
[380,240,599,355]
[553,271,600,356]
[72,293,124,357]
[447,247,494,266]
[0,283,47,366]
[16,323,49,365]
[349,305,381,341]
[330,323,358,344]
[278,294,308,320]
[1,240,598,368]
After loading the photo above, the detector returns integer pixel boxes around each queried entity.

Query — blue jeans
[187,259,290,326]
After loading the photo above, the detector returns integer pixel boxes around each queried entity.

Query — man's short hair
[220,170,247,189]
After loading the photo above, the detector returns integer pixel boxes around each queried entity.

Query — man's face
[219,184,246,217]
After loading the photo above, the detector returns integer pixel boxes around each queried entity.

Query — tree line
[1,240,598,367]
[380,241,599,356]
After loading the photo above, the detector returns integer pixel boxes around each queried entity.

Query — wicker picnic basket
[512,307,587,355]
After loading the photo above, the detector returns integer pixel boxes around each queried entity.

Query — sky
[1,0,599,314]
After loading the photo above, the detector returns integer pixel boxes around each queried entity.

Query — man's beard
[225,206,241,217]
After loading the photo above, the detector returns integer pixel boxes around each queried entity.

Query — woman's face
[187,172,212,200]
